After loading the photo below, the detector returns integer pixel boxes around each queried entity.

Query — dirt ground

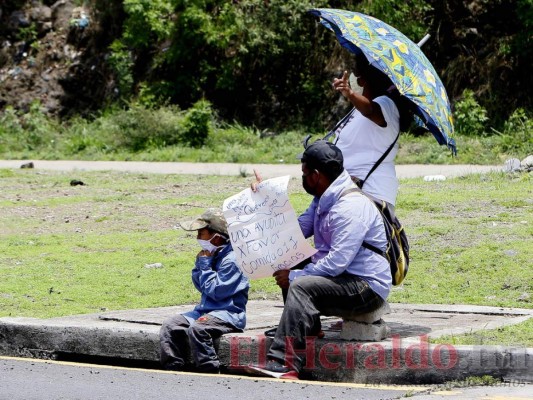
[0,160,511,238]
[0,1,114,116]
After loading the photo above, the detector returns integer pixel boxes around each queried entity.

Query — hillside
[0,1,121,117]
[0,1,531,128]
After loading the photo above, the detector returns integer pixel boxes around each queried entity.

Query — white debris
[144,262,163,269]
[423,175,446,181]
[503,158,521,172]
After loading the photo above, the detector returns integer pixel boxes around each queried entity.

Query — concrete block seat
[338,301,391,341]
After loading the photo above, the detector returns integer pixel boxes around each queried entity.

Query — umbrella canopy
[310,8,456,154]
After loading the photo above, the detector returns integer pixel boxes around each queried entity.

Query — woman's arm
[332,71,386,127]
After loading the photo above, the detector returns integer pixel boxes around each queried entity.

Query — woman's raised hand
[251,169,263,192]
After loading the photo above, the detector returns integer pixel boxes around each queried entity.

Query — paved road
[1,357,422,400]
[0,159,501,179]
[2,357,530,400]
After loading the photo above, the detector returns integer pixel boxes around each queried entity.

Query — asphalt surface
[4,356,531,400]
[1,356,426,400]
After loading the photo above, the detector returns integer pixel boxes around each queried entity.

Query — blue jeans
[268,273,384,372]
[159,313,237,372]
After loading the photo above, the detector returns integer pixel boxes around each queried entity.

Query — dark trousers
[281,257,310,303]
[159,314,237,372]
[269,274,384,372]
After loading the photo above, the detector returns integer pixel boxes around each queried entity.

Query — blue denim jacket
[182,244,249,330]
[290,170,392,300]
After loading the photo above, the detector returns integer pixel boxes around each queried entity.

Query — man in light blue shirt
[248,140,391,380]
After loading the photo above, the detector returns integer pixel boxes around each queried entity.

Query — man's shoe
[245,359,299,380]
[263,327,277,337]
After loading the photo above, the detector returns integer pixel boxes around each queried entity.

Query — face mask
[197,233,225,253]
[349,72,364,95]
[302,174,317,196]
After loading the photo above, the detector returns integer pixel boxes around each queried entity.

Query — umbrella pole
[417,34,431,47]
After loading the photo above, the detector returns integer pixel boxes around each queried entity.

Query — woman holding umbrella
[311,8,456,210]
[331,53,413,211]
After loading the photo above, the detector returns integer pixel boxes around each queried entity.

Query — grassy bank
[0,168,531,344]
[1,130,530,166]
[0,104,531,165]
[432,318,533,348]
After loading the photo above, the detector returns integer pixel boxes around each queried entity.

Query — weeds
[0,102,531,164]
[432,318,533,347]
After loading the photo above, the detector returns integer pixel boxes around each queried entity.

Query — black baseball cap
[297,139,344,176]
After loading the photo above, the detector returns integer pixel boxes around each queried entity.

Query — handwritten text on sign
[222,176,316,279]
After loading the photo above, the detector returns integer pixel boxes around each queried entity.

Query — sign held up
[222,176,316,279]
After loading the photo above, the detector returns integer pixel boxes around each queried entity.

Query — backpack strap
[339,187,388,259]
[323,108,356,142]
[324,107,400,190]
[360,241,387,258]
[359,131,400,189]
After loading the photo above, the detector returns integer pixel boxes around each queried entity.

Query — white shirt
[334,96,400,205]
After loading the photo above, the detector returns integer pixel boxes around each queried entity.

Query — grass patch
[433,375,502,391]
[391,172,532,308]
[0,169,531,323]
[431,318,533,347]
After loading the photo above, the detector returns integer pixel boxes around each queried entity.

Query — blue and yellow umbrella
[310,8,456,154]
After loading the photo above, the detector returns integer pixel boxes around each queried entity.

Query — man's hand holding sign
[222,173,316,280]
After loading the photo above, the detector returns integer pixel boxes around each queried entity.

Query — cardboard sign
[222,176,316,279]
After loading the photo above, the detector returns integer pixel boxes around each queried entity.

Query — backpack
[341,188,410,285]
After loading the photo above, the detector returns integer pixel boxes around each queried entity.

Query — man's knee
[159,320,172,339]
[187,321,208,337]
[160,315,188,338]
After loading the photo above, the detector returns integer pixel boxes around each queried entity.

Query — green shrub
[358,0,431,40]
[16,22,38,43]
[77,101,214,152]
[101,104,185,152]
[453,89,489,136]
[180,100,214,148]
[0,107,23,153]
[108,40,135,99]
[0,102,60,153]
[209,122,260,147]
[502,108,533,135]
[492,108,533,157]
[61,117,111,155]
[122,0,174,48]
[0,106,23,134]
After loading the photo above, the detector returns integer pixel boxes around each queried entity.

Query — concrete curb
[0,319,531,384]
[0,318,160,362]
[1,304,531,384]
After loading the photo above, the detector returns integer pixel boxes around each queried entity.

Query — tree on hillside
[428,0,532,124]
[0,0,531,131]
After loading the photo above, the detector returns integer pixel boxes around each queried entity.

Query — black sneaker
[245,359,299,380]
[263,327,278,337]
